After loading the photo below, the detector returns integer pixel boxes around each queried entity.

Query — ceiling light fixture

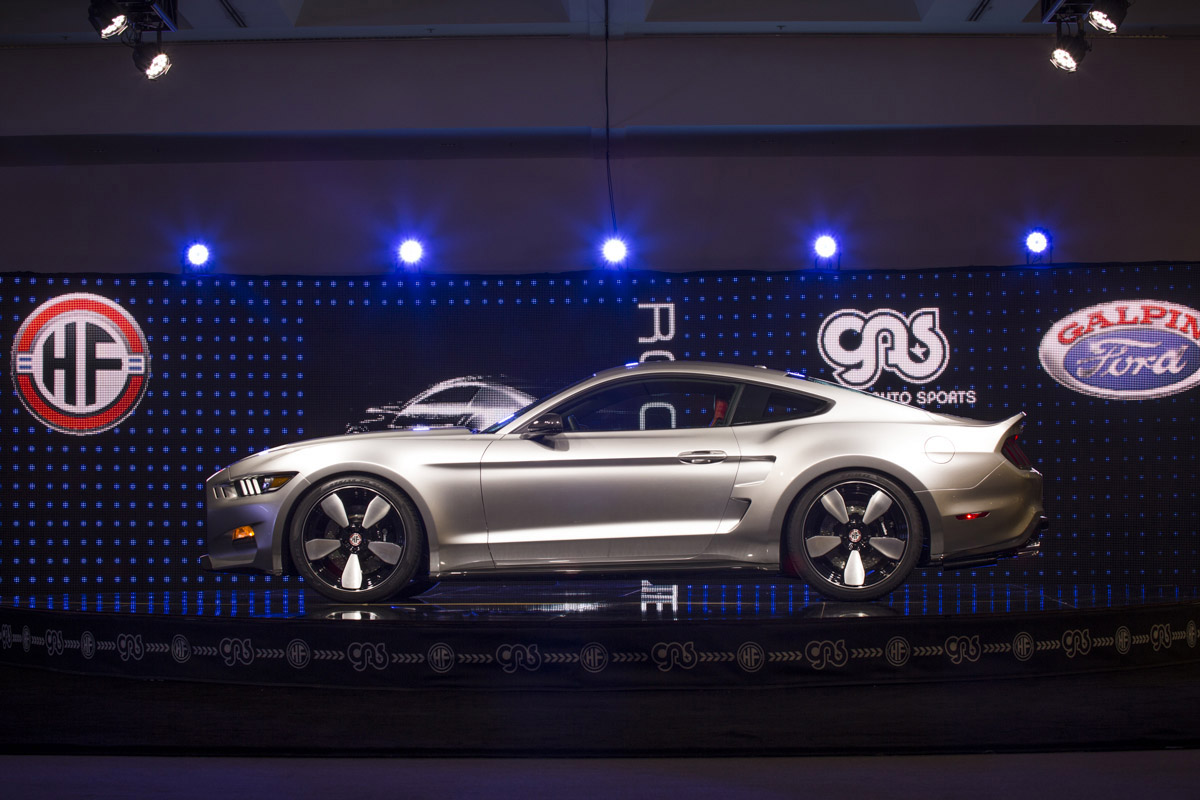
[1087,0,1130,34]
[87,1,129,39]
[133,31,172,80]
[1051,20,1090,72]
[87,1,179,79]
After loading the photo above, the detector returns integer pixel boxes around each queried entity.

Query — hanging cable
[604,0,618,234]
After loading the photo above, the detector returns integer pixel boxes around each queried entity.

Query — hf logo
[1012,632,1035,662]
[580,642,609,674]
[1188,621,1197,649]
[80,631,96,660]
[818,307,949,388]
[885,636,911,668]
[11,293,150,435]
[22,625,31,653]
[1115,626,1132,655]
[427,642,455,674]
[171,634,192,664]
[737,642,766,673]
[286,639,311,669]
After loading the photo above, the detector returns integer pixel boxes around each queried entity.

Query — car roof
[489,360,942,433]
[593,360,824,392]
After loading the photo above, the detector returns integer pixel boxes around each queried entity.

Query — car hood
[237,427,476,462]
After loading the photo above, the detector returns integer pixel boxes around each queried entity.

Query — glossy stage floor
[1,579,1198,689]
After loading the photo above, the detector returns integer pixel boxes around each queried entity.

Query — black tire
[290,475,424,603]
[786,470,924,601]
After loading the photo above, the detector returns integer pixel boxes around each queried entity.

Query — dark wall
[2,35,1199,274]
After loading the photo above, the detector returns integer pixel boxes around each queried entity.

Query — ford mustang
[202,361,1046,602]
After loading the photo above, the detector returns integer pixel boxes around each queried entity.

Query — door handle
[678,450,727,465]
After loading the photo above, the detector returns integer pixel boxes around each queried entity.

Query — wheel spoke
[806,535,843,559]
[869,536,906,561]
[304,538,341,561]
[361,495,391,530]
[342,552,363,590]
[320,493,351,529]
[844,549,865,587]
[820,490,850,524]
[367,540,404,565]
[862,490,894,525]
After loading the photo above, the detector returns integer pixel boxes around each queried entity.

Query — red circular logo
[10,293,150,435]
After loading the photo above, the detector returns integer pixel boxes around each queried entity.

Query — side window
[554,378,738,432]
[731,386,829,425]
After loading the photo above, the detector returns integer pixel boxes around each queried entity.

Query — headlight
[215,473,297,500]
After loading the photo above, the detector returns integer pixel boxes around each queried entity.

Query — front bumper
[202,468,309,575]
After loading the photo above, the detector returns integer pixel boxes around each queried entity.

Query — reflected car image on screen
[346,376,540,433]
[203,362,1047,603]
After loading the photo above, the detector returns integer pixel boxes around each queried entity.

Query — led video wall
[2,263,1198,592]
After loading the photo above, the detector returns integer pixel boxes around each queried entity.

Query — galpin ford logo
[1039,299,1200,400]
[10,293,150,434]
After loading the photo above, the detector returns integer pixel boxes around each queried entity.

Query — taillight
[1002,435,1032,469]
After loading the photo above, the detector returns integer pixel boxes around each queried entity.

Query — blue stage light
[601,237,628,265]
[813,235,838,259]
[1025,229,1052,265]
[397,239,424,266]
[1025,229,1050,254]
[185,243,210,268]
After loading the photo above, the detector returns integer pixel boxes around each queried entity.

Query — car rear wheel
[290,475,423,603]
[787,470,924,601]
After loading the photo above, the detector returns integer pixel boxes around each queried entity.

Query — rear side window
[731,386,829,425]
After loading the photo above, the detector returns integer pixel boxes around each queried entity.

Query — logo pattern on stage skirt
[1,602,1197,689]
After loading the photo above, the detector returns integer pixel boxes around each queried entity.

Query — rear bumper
[938,512,1049,571]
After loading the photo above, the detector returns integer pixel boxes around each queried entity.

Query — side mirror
[521,412,564,439]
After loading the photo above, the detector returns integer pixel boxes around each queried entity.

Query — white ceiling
[3,0,1200,44]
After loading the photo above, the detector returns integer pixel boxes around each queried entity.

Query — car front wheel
[290,475,423,603]
[787,470,924,601]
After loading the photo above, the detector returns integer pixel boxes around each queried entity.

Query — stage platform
[2,579,1198,690]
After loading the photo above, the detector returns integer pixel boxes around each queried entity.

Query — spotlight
[1087,0,1129,34]
[88,1,128,39]
[813,235,838,259]
[133,39,172,80]
[1051,30,1090,73]
[601,237,628,265]
[1025,229,1052,265]
[185,243,211,268]
[397,239,424,266]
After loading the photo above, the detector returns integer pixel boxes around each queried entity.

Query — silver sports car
[202,362,1046,602]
